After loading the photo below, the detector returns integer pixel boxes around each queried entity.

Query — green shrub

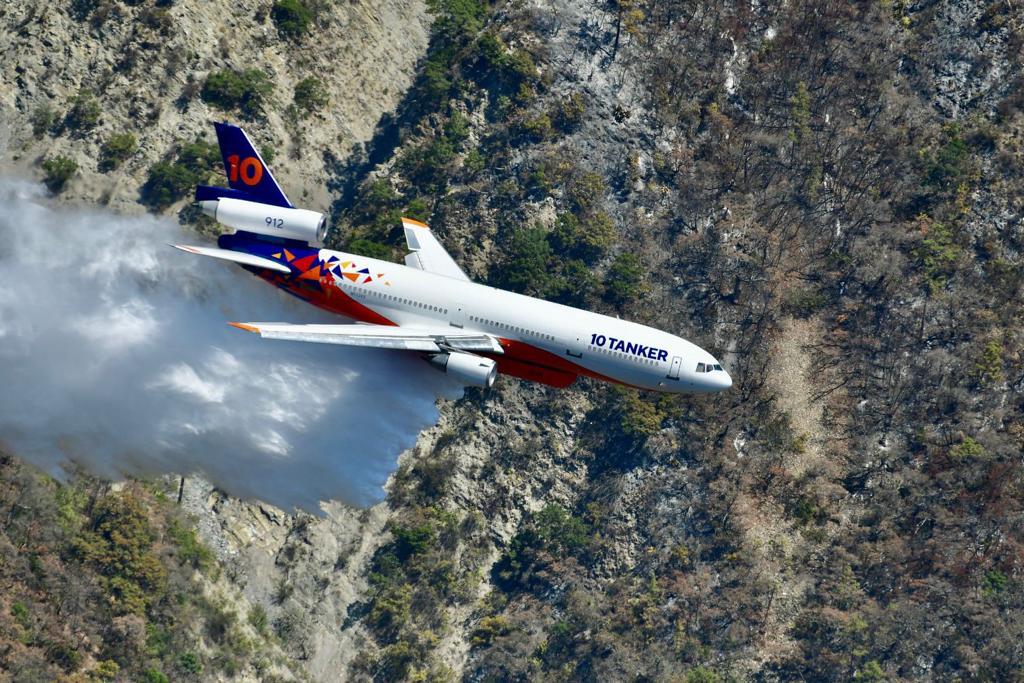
[604,252,647,307]
[143,161,195,208]
[445,111,471,143]
[272,0,314,39]
[462,148,485,175]
[100,132,137,170]
[259,143,276,165]
[390,522,435,560]
[477,31,506,67]
[364,178,400,207]
[428,0,486,36]
[479,31,540,86]
[505,49,539,82]
[915,216,960,294]
[495,505,591,588]
[55,484,87,532]
[376,640,418,681]
[496,227,554,296]
[367,583,412,639]
[72,493,166,615]
[143,669,169,683]
[685,666,723,683]
[177,652,203,675]
[616,388,664,437]
[975,340,1004,384]
[549,211,615,263]
[31,104,56,137]
[293,76,329,114]
[852,660,886,682]
[789,81,811,143]
[533,505,589,551]
[42,156,78,192]
[176,140,220,177]
[949,436,986,461]
[470,615,512,647]
[983,569,1008,596]
[93,659,120,681]
[924,124,976,190]
[557,259,600,304]
[792,496,819,525]
[348,238,393,261]
[65,89,101,131]
[518,112,552,141]
[527,162,554,197]
[145,623,171,658]
[422,47,456,101]
[10,601,30,629]
[167,518,214,571]
[398,137,457,194]
[142,139,220,209]
[553,92,586,131]
[783,287,827,317]
[202,69,274,118]
[566,171,606,214]
[404,197,430,222]
[248,604,269,635]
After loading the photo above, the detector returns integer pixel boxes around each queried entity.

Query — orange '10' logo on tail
[226,155,264,186]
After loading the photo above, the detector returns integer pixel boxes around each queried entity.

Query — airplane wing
[228,322,504,354]
[401,217,470,281]
[172,244,292,274]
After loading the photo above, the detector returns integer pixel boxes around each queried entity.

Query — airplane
[173,123,732,394]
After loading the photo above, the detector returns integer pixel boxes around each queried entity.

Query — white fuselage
[307,247,732,394]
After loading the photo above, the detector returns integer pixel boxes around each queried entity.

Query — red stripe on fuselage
[488,339,635,389]
[253,268,398,326]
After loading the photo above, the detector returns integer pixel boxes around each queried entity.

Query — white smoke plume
[0,178,460,511]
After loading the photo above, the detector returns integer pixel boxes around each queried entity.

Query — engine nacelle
[200,198,327,245]
[428,352,497,388]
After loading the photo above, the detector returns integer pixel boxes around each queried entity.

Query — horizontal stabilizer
[172,244,292,274]
[228,322,504,354]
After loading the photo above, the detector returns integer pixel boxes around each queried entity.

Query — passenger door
[450,303,466,329]
[668,355,682,380]
[565,334,585,359]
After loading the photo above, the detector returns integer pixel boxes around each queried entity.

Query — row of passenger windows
[342,282,555,341]
[343,281,448,315]
[469,315,555,342]
[697,363,724,372]
[588,344,660,367]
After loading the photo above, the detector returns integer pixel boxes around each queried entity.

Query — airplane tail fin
[204,122,292,208]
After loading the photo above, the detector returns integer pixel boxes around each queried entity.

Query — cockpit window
[714,364,723,371]
[696,363,706,373]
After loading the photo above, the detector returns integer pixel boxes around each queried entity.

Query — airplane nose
[723,371,733,389]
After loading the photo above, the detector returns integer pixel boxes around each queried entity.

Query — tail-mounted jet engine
[428,352,497,388]
[200,197,328,245]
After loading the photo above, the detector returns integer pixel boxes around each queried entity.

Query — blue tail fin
[210,122,292,208]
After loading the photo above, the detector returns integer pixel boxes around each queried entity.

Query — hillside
[2,0,1024,681]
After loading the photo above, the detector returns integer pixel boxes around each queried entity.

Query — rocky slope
[0,0,430,213]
